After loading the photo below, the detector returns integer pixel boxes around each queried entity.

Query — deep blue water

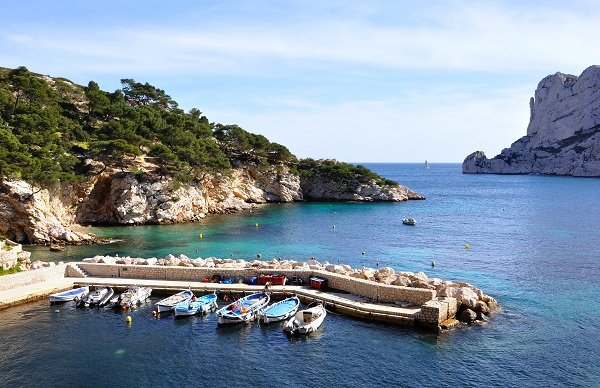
[3,163,600,387]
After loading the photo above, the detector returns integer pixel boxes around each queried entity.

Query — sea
[2,163,599,387]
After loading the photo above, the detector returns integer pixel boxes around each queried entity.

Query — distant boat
[402,218,417,226]
[262,296,300,324]
[425,160,430,169]
[155,290,195,313]
[174,293,218,317]
[49,286,89,303]
[216,292,270,325]
[283,302,327,335]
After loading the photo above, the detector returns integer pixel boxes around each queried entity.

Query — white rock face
[463,65,600,176]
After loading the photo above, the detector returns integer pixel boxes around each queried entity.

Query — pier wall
[416,297,458,327]
[71,263,436,305]
[0,264,67,291]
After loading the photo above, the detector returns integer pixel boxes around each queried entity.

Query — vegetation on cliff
[0,66,397,190]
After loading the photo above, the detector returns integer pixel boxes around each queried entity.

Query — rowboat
[78,286,114,308]
[154,290,194,313]
[117,286,152,308]
[283,302,327,335]
[49,286,89,303]
[262,296,300,324]
[216,292,270,325]
[174,293,218,317]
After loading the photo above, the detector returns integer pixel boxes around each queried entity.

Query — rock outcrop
[0,164,422,244]
[463,65,600,176]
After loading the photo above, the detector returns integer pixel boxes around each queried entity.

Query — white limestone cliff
[463,65,600,176]
[0,164,423,244]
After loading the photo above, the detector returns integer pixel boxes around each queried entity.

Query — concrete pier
[0,262,471,330]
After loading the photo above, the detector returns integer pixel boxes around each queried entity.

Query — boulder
[146,257,158,266]
[475,301,490,319]
[459,308,477,324]
[487,298,500,313]
[393,276,410,287]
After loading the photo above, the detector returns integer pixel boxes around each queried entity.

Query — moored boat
[174,293,218,317]
[78,286,114,308]
[118,286,152,308]
[402,217,416,225]
[283,302,327,335]
[49,286,89,303]
[262,296,300,324]
[155,290,194,313]
[216,292,270,325]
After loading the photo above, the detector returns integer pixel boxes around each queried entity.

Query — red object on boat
[257,275,287,285]
[310,277,328,290]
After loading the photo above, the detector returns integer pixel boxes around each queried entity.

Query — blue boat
[216,292,270,325]
[262,296,300,324]
[49,286,89,303]
[174,293,218,317]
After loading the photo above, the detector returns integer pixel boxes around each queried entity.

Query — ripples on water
[6,164,600,386]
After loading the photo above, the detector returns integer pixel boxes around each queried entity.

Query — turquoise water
[5,163,600,386]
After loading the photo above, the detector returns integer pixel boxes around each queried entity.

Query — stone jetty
[1,254,499,331]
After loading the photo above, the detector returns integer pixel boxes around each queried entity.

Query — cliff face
[463,65,600,176]
[0,165,423,244]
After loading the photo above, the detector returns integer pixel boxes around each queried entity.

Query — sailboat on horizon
[425,160,430,169]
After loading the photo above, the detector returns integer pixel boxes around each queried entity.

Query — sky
[1,0,599,162]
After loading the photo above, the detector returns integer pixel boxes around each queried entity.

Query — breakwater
[1,254,499,331]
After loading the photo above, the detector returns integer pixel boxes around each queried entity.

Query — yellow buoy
[465,243,470,250]
[125,315,132,324]
[199,233,203,239]
[255,223,259,228]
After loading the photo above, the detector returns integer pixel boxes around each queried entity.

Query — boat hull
[216,292,270,325]
[262,297,300,324]
[155,290,194,313]
[174,294,218,317]
[283,304,327,335]
[49,286,89,303]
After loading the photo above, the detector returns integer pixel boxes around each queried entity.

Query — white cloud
[206,85,532,162]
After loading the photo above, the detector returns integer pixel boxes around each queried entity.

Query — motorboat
[78,286,114,307]
[154,290,194,313]
[262,296,300,324]
[49,286,89,303]
[283,302,327,335]
[174,293,218,317]
[117,286,152,308]
[402,218,416,225]
[216,292,269,325]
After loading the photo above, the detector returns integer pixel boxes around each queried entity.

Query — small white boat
[283,302,327,335]
[262,296,300,324]
[174,293,218,317]
[78,286,114,307]
[49,286,89,303]
[155,290,194,313]
[118,286,152,308]
[216,292,270,325]
[402,217,416,225]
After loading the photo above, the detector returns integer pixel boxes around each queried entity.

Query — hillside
[0,66,423,244]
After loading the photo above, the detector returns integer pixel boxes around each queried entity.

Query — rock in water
[463,65,600,176]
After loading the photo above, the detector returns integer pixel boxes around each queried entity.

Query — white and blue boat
[155,290,194,313]
[174,293,218,317]
[117,286,152,308]
[216,292,270,325]
[49,286,89,303]
[262,296,300,324]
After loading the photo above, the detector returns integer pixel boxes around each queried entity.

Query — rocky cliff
[0,164,423,244]
[463,65,600,176]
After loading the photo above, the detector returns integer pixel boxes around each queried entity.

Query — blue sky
[1,0,599,162]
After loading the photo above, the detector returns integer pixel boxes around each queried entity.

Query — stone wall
[0,264,67,291]
[416,296,458,327]
[0,240,22,270]
[71,263,436,305]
